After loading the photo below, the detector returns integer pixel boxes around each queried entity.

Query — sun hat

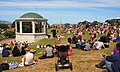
[25,48,30,51]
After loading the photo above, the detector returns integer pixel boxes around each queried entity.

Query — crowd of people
[0,41,29,57]
[59,23,120,72]
[65,23,120,52]
[0,23,120,72]
[0,39,73,71]
[0,40,37,70]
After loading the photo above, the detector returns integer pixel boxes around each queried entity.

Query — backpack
[1,63,9,70]
[8,62,19,69]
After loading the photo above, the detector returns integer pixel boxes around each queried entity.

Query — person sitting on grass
[20,43,26,55]
[113,43,120,54]
[2,43,10,57]
[11,44,21,57]
[39,44,54,59]
[19,47,34,66]
[93,39,105,50]
[52,45,58,56]
[5,43,11,50]
[0,44,3,54]
[95,42,120,72]
[67,43,73,56]
[13,40,17,45]
[76,39,83,50]
[83,40,91,51]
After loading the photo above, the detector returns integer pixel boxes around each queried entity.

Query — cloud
[0,0,120,8]
[0,10,32,15]
[0,0,120,23]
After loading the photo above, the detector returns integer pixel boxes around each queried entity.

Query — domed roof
[20,12,43,18]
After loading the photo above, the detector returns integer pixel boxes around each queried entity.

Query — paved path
[0,38,15,44]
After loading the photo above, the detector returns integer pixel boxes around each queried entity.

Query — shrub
[3,31,15,38]
[0,24,9,29]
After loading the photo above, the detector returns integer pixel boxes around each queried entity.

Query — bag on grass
[8,61,19,69]
[1,63,9,70]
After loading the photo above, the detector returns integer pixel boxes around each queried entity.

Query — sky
[0,0,120,24]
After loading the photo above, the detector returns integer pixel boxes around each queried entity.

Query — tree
[64,23,70,28]
[64,23,70,26]
[11,21,15,28]
[82,20,88,25]
[77,20,89,25]
[3,30,15,38]
[92,21,99,25]
[105,19,120,26]
[77,22,82,25]
[0,23,9,29]
[105,19,114,24]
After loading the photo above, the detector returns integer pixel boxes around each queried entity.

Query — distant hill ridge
[0,20,11,24]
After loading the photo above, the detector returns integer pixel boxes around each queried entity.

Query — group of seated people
[76,38,108,51]
[0,41,36,58]
[39,43,72,59]
[1,42,72,68]
[68,33,110,51]
[0,47,36,71]
[0,43,11,54]
[38,44,73,69]
[1,40,120,72]
[0,43,25,57]
[0,42,37,69]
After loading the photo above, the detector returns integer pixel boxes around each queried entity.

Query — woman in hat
[19,47,34,66]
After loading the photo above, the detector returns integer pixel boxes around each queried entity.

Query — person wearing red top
[67,43,72,56]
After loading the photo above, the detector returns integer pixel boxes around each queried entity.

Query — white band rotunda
[15,12,48,43]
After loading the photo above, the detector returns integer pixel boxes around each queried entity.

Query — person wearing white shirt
[19,48,34,66]
[94,40,105,50]
[0,44,3,54]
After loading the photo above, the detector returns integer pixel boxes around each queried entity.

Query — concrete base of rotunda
[16,33,47,43]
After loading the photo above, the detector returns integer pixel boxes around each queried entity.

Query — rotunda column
[20,21,22,33]
[32,21,35,33]
[44,21,47,34]
[15,21,17,34]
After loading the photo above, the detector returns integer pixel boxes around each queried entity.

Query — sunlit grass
[0,28,117,72]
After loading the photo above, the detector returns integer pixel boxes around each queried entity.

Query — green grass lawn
[0,29,117,72]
